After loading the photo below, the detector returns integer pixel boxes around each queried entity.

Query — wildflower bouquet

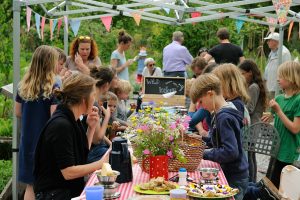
[125,105,191,163]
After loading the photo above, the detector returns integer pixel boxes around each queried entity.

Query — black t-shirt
[34,104,89,198]
[208,43,243,65]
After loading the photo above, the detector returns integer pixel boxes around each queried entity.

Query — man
[163,31,193,77]
[264,32,291,100]
[204,27,245,65]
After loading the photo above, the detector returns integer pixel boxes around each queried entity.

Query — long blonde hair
[278,61,300,92]
[212,63,250,103]
[18,45,58,101]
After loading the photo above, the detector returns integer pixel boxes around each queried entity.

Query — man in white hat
[264,32,291,100]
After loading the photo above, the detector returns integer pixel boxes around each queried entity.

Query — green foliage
[0,118,12,137]
[0,160,12,193]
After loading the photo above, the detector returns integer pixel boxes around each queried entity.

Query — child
[190,74,249,200]
[262,61,300,188]
[54,47,69,87]
[15,45,59,200]
[114,79,134,126]
[135,48,147,84]
[239,59,268,182]
[190,56,208,78]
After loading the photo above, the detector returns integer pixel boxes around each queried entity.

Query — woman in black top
[34,73,110,199]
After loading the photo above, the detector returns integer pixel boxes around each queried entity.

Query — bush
[0,118,12,137]
[0,160,12,193]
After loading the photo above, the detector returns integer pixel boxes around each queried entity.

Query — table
[80,160,234,200]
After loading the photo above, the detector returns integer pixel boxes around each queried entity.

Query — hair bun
[53,88,64,101]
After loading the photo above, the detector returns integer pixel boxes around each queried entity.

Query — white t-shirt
[142,67,163,77]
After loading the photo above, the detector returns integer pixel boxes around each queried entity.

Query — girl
[34,73,109,199]
[15,45,59,200]
[66,36,101,74]
[110,30,134,81]
[239,59,268,182]
[262,61,300,188]
[190,74,249,200]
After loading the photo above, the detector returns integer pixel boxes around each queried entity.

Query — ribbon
[41,17,46,41]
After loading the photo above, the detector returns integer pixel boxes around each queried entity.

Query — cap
[264,32,280,41]
[138,50,147,56]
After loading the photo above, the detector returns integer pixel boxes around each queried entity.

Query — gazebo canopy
[11,0,300,199]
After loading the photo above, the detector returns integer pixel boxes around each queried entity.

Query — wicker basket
[132,134,205,172]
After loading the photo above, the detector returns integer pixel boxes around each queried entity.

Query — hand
[269,99,281,113]
[100,149,111,166]
[75,53,84,66]
[199,130,209,137]
[61,70,72,81]
[189,133,202,139]
[112,121,121,130]
[261,112,273,123]
[130,103,137,110]
[100,106,111,119]
[86,106,100,130]
[125,59,134,67]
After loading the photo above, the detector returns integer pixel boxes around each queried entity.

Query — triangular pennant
[272,0,292,24]
[35,13,41,39]
[267,17,278,33]
[131,12,142,26]
[26,7,31,32]
[41,17,46,41]
[70,19,81,36]
[235,17,246,33]
[163,7,170,14]
[52,19,57,34]
[50,19,53,40]
[64,16,68,34]
[191,12,201,25]
[57,18,62,36]
[288,21,294,41]
[100,16,112,32]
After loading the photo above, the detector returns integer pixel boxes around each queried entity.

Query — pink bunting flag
[100,16,113,32]
[288,21,294,41]
[57,18,62,36]
[26,7,31,32]
[131,12,141,26]
[191,12,201,25]
[272,0,292,24]
[50,19,53,41]
[64,16,68,34]
[267,17,278,33]
[41,17,46,41]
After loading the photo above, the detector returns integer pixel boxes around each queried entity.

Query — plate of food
[186,183,239,199]
[134,177,178,195]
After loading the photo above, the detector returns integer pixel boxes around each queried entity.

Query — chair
[242,122,281,178]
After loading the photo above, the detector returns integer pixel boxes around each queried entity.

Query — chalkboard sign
[144,77,185,96]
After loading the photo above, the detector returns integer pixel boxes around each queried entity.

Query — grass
[0,160,12,193]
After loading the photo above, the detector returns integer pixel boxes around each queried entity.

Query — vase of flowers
[126,104,192,175]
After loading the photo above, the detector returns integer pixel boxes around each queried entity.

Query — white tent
[12,0,300,199]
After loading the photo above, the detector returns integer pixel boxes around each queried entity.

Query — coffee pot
[109,137,133,183]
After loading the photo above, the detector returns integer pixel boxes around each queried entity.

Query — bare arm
[61,150,110,180]
[15,102,22,118]
[50,105,57,115]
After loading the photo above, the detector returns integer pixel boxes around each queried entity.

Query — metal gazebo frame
[12,0,300,199]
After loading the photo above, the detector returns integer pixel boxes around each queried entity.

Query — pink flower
[184,115,191,122]
[182,122,189,130]
[170,122,176,130]
[169,135,174,141]
[143,149,151,155]
[167,150,173,158]
[139,125,149,131]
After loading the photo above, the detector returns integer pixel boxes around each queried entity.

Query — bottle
[170,189,187,200]
[178,168,187,186]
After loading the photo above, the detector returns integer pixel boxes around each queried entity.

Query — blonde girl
[262,61,300,188]
[15,45,59,200]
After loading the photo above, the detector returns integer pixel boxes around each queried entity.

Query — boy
[190,73,249,200]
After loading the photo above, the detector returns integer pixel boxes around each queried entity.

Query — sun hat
[264,32,280,41]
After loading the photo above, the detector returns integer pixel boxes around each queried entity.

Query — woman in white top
[141,58,162,93]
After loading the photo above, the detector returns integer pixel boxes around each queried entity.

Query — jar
[178,168,187,186]
[170,189,187,200]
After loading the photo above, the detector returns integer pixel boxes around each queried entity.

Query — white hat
[264,32,280,41]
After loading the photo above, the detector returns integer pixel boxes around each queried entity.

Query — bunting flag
[70,19,81,36]
[35,13,41,38]
[235,16,246,33]
[26,7,31,32]
[163,7,170,14]
[272,0,292,24]
[191,12,201,25]
[49,20,53,40]
[64,16,68,34]
[57,18,62,35]
[131,12,142,26]
[288,21,294,41]
[52,19,58,34]
[41,17,46,41]
[267,17,278,33]
[100,16,113,32]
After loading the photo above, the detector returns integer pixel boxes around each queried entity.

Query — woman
[141,57,162,93]
[65,36,102,74]
[110,30,133,81]
[34,73,109,199]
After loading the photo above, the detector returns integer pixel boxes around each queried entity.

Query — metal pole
[12,0,21,199]
[64,0,68,55]
[276,26,284,96]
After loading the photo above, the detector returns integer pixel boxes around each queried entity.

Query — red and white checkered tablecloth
[80,160,234,200]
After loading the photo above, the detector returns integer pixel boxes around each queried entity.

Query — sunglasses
[79,36,91,41]
[148,64,155,67]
